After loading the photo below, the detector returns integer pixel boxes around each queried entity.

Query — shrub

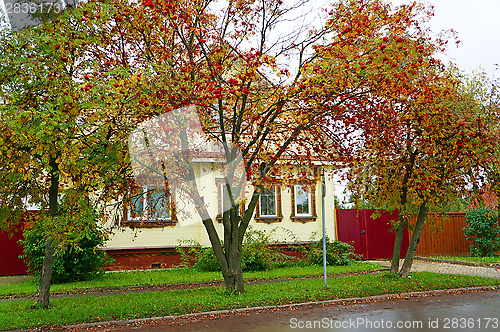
[307,238,357,266]
[20,198,112,283]
[192,247,220,272]
[240,227,277,271]
[463,207,500,257]
[178,227,297,272]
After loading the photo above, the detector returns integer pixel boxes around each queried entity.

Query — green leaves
[463,207,500,257]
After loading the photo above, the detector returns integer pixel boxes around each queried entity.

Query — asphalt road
[96,289,499,332]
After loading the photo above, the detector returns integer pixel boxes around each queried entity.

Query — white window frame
[220,182,241,216]
[216,179,244,221]
[294,184,312,217]
[130,186,172,221]
[259,186,278,217]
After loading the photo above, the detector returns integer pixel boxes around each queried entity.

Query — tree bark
[35,156,59,309]
[36,237,55,308]
[390,217,407,273]
[390,152,416,273]
[399,202,428,277]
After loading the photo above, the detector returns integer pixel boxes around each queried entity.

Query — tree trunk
[391,153,416,273]
[223,238,245,294]
[390,217,407,273]
[35,156,59,309]
[399,203,428,277]
[219,204,245,294]
[36,237,55,308]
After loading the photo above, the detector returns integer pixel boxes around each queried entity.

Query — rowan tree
[103,0,463,290]
[95,0,344,294]
[320,7,496,276]
[459,71,500,225]
[297,0,500,276]
[0,4,133,307]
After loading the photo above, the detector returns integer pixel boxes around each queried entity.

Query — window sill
[123,220,176,228]
[255,216,283,224]
[290,216,317,223]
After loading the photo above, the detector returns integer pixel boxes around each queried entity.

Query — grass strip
[1,272,499,331]
[0,262,381,297]
[430,256,500,264]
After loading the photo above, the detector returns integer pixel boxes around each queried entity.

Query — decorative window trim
[290,182,317,223]
[216,178,244,223]
[124,186,177,228]
[255,185,283,224]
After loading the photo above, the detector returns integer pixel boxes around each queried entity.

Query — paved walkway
[369,258,500,279]
[0,275,33,286]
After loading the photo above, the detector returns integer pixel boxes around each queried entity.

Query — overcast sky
[328,0,500,202]
[391,0,500,78]
[2,0,498,78]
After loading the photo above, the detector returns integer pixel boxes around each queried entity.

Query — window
[294,185,311,216]
[255,185,282,224]
[291,183,317,223]
[216,178,244,222]
[126,186,176,227]
[260,187,276,216]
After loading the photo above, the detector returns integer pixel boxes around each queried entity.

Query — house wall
[105,164,337,254]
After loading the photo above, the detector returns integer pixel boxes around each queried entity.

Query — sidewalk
[368,258,500,280]
[0,275,33,287]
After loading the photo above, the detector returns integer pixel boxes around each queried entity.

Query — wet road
[102,289,499,332]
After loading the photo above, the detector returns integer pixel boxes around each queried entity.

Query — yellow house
[103,106,338,269]
[104,163,337,270]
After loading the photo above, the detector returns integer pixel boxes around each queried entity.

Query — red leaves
[142,0,154,6]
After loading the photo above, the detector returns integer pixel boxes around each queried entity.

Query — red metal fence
[409,213,472,256]
[336,210,493,258]
[0,223,28,276]
[336,209,409,259]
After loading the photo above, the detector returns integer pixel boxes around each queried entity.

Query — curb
[34,285,500,331]
[415,256,500,268]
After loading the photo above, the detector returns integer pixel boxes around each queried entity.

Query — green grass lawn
[430,256,500,264]
[1,271,498,331]
[0,262,381,298]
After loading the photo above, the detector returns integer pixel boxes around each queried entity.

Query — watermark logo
[2,0,79,32]
[128,105,246,226]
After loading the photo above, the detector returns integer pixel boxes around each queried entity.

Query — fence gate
[336,209,409,259]
[0,223,28,276]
